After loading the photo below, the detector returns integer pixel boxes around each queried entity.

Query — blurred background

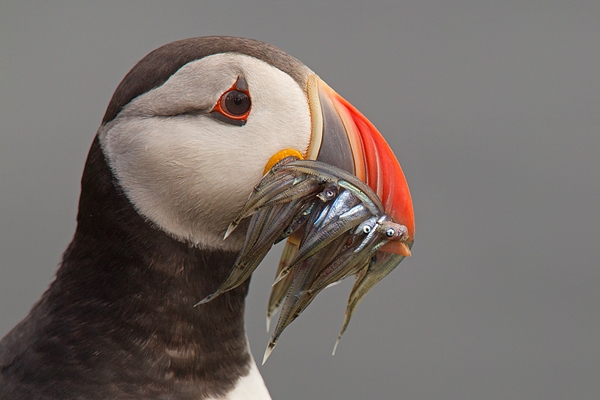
[1,1,599,399]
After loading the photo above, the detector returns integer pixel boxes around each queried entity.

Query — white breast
[211,355,272,400]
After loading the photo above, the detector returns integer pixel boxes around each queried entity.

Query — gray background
[1,1,599,399]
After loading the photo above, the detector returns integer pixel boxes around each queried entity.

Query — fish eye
[362,225,371,234]
[386,228,395,237]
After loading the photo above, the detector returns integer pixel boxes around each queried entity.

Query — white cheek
[102,117,254,250]
[102,113,311,250]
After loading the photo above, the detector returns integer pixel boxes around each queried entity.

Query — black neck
[27,137,251,398]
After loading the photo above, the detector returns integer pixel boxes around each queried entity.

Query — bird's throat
[33,136,254,398]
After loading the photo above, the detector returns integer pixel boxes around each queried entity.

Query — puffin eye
[222,90,250,116]
[210,76,252,126]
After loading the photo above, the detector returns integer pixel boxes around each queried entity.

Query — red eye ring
[210,76,252,125]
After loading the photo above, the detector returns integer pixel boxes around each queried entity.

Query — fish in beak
[198,74,414,362]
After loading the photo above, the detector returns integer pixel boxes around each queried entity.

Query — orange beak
[306,75,414,254]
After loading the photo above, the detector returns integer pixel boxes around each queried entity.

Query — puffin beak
[306,75,414,252]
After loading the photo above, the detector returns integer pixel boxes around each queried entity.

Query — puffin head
[98,37,413,255]
[0,37,415,400]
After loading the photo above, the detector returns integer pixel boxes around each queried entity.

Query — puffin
[0,37,414,399]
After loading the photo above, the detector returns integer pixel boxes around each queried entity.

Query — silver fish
[333,251,407,355]
[198,157,410,360]
[197,202,303,305]
[266,234,300,331]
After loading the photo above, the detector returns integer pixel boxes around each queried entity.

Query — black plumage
[0,137,251,399]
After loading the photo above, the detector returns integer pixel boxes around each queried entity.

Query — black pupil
[224,90,250,116]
